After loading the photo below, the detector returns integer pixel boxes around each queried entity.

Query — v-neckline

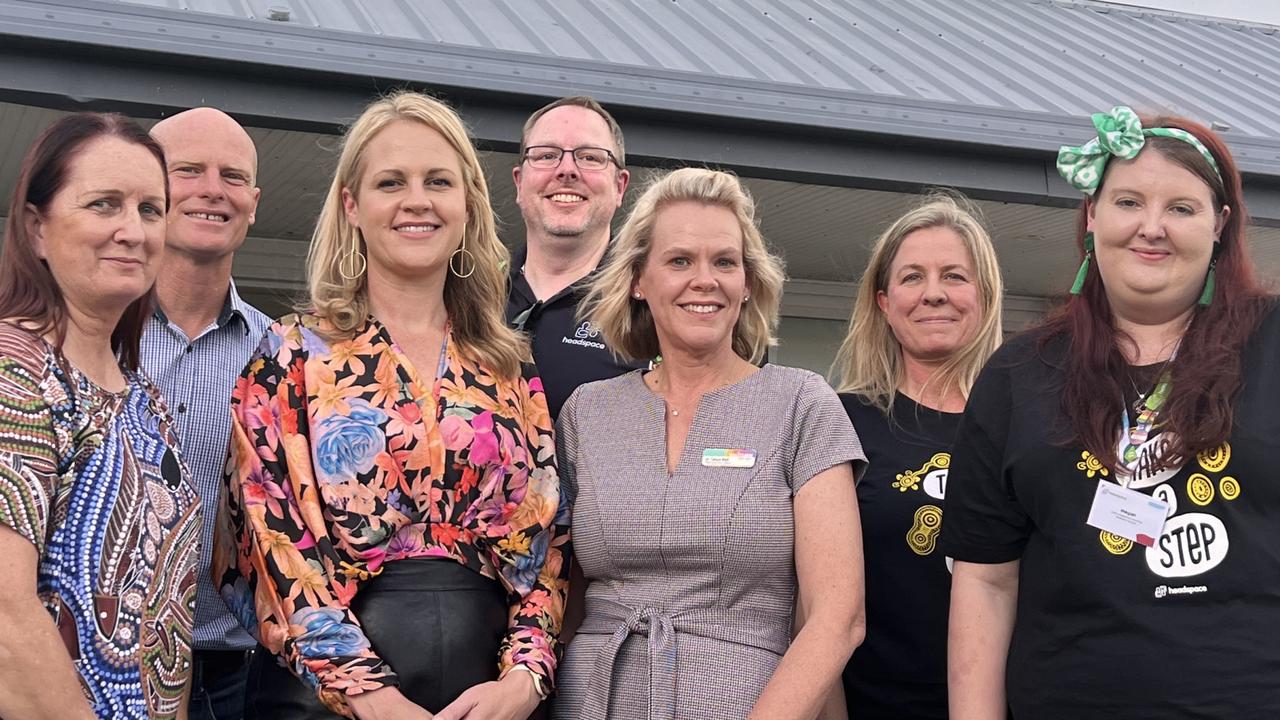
[639,365,769,477]
[664,399,702,476]
[370,317,451,414]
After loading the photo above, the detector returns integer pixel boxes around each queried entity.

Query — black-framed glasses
[522,145,622,171]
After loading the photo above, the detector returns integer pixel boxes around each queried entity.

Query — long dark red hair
[1040,114,1271,473]
[0,113,168,371]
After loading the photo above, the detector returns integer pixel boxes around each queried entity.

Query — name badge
[1086,480,1169,547]
[701,448,756,468]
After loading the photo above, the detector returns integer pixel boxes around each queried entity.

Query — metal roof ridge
[1053,0,1280,34]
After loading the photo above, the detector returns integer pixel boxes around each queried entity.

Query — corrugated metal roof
[8,0,1280,179]
[96,0,1280,139]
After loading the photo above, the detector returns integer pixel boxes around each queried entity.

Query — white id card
[1086,480,1169,547]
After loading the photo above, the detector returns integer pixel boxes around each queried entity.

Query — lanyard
[1117,342,1181,482]
[392,324,451,408]
[434,327,449,383]
[1119,370,1171,469]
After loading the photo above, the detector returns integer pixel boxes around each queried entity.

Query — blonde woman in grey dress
[552,168,867,720]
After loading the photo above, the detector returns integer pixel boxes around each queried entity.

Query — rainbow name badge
[701,448,757,468]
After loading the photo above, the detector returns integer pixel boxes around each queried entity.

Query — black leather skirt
[248,558,508,718]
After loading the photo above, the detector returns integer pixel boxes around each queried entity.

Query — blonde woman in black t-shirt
[827,192,1005,719]
[942,109,1279,720]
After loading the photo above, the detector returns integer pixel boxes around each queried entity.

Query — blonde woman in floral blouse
[214,92,567,720]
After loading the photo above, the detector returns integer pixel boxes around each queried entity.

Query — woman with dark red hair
[0,113,199,719]
[942,106,1279,719]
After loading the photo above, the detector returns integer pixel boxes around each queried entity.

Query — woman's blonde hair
[830,191,1004,411]
[583,167,786,364]
[305,91,526,378]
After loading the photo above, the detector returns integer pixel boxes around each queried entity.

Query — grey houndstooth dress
[551,365,864,720]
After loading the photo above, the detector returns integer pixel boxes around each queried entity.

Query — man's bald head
[152,107,258,181]
[152,107,262,262]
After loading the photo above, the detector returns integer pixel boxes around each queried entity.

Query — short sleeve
[0,334,59,552]
[939,345,1034,563]
[555,386,582,507]
[789,371,866,496]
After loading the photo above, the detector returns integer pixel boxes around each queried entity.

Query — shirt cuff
[504,664,550,700]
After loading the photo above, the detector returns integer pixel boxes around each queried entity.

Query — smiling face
[342,120,468,285]
[25,135,167,317]
[1088,148,1226,323]
[151,108,260,263]
[513,105,629,247]
[633,201,748,360]
[876,226,980,365]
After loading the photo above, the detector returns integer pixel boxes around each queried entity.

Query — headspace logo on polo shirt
[562,321,605,350]
[1153,583,1208,599]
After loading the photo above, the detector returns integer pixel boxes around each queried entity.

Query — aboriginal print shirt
[0,323,200,720]
[216,313,568,715]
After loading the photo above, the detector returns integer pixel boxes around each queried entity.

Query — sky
[1108,0,1280,26]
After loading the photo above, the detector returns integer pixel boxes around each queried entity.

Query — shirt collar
[509,242,614,306]
[222,280,255,333]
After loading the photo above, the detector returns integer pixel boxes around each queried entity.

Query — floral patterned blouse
[215,313,568,715]
[0,323,200,719]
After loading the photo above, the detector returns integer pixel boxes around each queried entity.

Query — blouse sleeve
[222,324,394,716]
[938,343,1034,564]
[495,366,571,695]
[788,371,867,495]
[0,342,58,552]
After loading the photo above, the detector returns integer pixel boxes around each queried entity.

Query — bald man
[141,108,270,720]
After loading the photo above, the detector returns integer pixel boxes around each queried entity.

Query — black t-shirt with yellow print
[941,303,1280,719]
[841,392,957,720]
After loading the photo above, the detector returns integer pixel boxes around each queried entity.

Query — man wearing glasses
[508,96,642,419]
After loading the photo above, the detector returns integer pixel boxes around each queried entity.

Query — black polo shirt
[506,247,646,420]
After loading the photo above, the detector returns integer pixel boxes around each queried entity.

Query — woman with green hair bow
[940,105,1280,719]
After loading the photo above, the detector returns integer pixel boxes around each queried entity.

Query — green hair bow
[1056,106,1221,195]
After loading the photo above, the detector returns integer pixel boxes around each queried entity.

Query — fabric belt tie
[575,596,791,720]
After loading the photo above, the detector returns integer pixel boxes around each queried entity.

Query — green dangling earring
[1070,232,1095,295]
[1198,257,1218,307]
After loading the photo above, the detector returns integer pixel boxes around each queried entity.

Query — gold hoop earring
[449,223,476,279]
[339,231,366,281]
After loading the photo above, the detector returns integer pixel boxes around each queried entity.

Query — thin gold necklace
[651,366,748,416]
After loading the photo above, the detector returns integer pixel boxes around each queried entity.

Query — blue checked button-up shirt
[140,282,271,651]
